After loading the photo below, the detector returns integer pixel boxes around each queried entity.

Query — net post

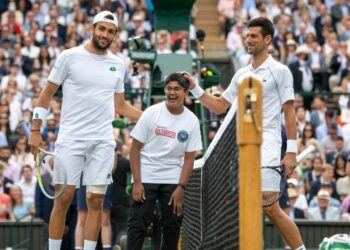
[237,74,263,250]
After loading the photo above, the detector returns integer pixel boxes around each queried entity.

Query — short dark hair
[248,17,275,38]
[164,73,190,90]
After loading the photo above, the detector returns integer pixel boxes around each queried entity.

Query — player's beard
[92,33,113,51]
[247,44,265,56]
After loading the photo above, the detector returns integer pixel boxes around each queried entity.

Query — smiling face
[164,80,188,114]
[90,22,117,51]
[245,26,272,56]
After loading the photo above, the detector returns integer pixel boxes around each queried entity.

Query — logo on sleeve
[177,130,189,143]
[109,66,116,72]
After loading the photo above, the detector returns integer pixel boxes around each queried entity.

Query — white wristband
[190,85,204,99]
[287,139,297,153]
[32,107,49,120]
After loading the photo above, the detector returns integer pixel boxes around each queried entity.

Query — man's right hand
[180,71,197,90]
[132,182,146,203]
[28,131,42,160]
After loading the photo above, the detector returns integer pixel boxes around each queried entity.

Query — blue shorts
[76,184,113,210]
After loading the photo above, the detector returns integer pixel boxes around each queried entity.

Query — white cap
[287,178,299,187]
[93,11,118,28]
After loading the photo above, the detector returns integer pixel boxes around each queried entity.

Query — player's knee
[54,186,75,211]
[86,192,104,210]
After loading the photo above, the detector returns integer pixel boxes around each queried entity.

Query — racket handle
[296,144,316,163]
[112,118,129,129]
[21,122,30,138]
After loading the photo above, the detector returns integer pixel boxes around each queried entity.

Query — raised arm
[181,72,231,114]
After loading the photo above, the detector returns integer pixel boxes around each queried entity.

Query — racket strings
[261,166,286,207]
[37,153,64,198]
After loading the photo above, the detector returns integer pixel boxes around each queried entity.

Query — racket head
[261,166,286,207]
[36,151,67,199]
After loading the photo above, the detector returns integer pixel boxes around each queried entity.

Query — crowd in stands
[0,0,350,248]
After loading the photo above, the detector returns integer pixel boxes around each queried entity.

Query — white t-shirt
[48,45,125,140]
[130,102,202,184]
[222,55,294,167]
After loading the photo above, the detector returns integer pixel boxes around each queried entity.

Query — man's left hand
[168,187,184,216]
[280,152,297,177]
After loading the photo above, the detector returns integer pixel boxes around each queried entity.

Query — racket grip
[296,144,316,163]
[21,122,30,138]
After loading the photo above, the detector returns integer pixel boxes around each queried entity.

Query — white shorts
[261,167,281,192]
[53,139,116,187]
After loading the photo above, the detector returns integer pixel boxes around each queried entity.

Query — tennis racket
[21,122,67,199]
[262,144,316,207]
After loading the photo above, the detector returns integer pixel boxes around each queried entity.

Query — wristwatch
[178,183,186,190]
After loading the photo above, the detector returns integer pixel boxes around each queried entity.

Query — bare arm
[29,82,60,157]
[114,92,142,121]
[130,139,145,202]
[181,72,231,114]
[169,151,196,215]
[31,81,60,130]
[281,100,297,176]
[178,151,196,185]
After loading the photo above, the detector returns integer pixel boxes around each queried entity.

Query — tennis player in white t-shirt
[28,11,142,250]
[128,73,202,250]
[183,17,305,250]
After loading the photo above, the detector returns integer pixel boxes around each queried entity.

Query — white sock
[84,240,97,250]
[295,245,306,250]
[49,239,62,250]
[75,247,83,250]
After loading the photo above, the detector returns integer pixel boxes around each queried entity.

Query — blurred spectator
[286,39,298,64]
[325,135,347,164]
[316,110,343,141]
[0,146,20,183]
[306,156,324,194]
[333,154,347,180]
[297,122,319,155]
[289,45,313,93]
[336,156,350,200]
[340,195,350,220]
[288,188,305,219]
[309,164,339,202]
[8,185,34,221]
[307,189,341,220]
[1,63,26,92]
[310,96,327,128]
[287,178,308,216]
[309,182,341,208]
[0,190,10,221]
[226,21,245,56]
[175,38,197,59]
[16,165,36,204]
[21,36,40,60]
[217,0,234,37]
[330,0,350,24]
[10,136,34,168]
[296,106,308,137]
[0,161,13,194]
[319,124,342,155]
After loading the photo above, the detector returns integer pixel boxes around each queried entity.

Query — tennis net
[183,105,239,250]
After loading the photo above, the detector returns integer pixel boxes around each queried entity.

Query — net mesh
[183,112,239,250]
